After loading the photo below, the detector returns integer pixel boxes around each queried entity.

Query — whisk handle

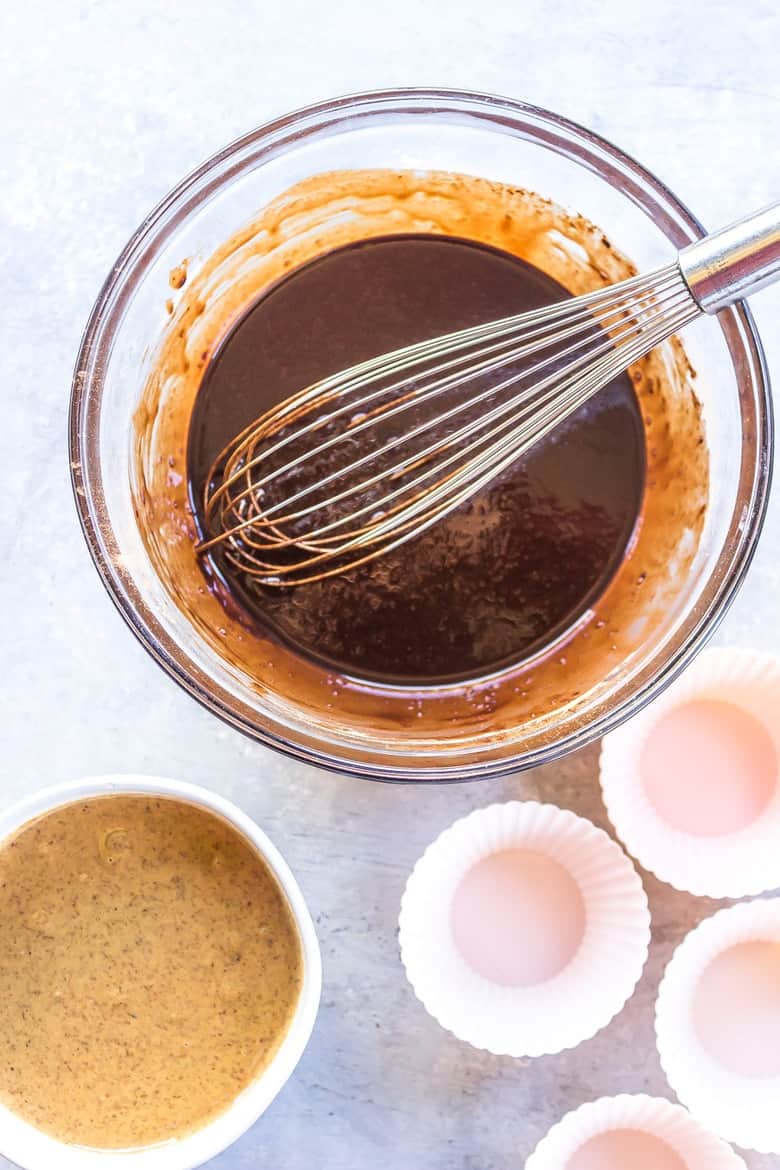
[678,201,780,312]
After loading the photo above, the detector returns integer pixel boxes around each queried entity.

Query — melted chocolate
[188,235,645,685]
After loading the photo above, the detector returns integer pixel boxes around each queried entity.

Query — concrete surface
[1,0,779,1166]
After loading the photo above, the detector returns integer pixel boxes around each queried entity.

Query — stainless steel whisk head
[198,203,780,587]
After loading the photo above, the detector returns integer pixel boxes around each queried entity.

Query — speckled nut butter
[0,794,303,1149]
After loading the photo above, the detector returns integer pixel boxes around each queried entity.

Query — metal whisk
[198,203,780,586]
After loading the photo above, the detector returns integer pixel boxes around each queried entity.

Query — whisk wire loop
[198,261,700,585]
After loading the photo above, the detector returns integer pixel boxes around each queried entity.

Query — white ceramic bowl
[0,774,322,1170]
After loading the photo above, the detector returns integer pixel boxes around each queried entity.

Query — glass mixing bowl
[70,90,772,781]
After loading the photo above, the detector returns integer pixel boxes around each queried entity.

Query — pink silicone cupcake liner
[601,648,780,896]
[656,898,780,1153]
[525,1093,745,1169]
[398,801,649,1057]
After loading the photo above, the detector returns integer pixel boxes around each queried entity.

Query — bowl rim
[0,774,322,1170]
[69,87,773,782]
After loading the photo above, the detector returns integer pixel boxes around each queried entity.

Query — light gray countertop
[1,1,779,1166]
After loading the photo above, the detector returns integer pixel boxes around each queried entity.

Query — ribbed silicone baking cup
[398,801,649,1057]
[656,898,780,1154]
[525,1093,745,1169]
[600,648,780,897]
